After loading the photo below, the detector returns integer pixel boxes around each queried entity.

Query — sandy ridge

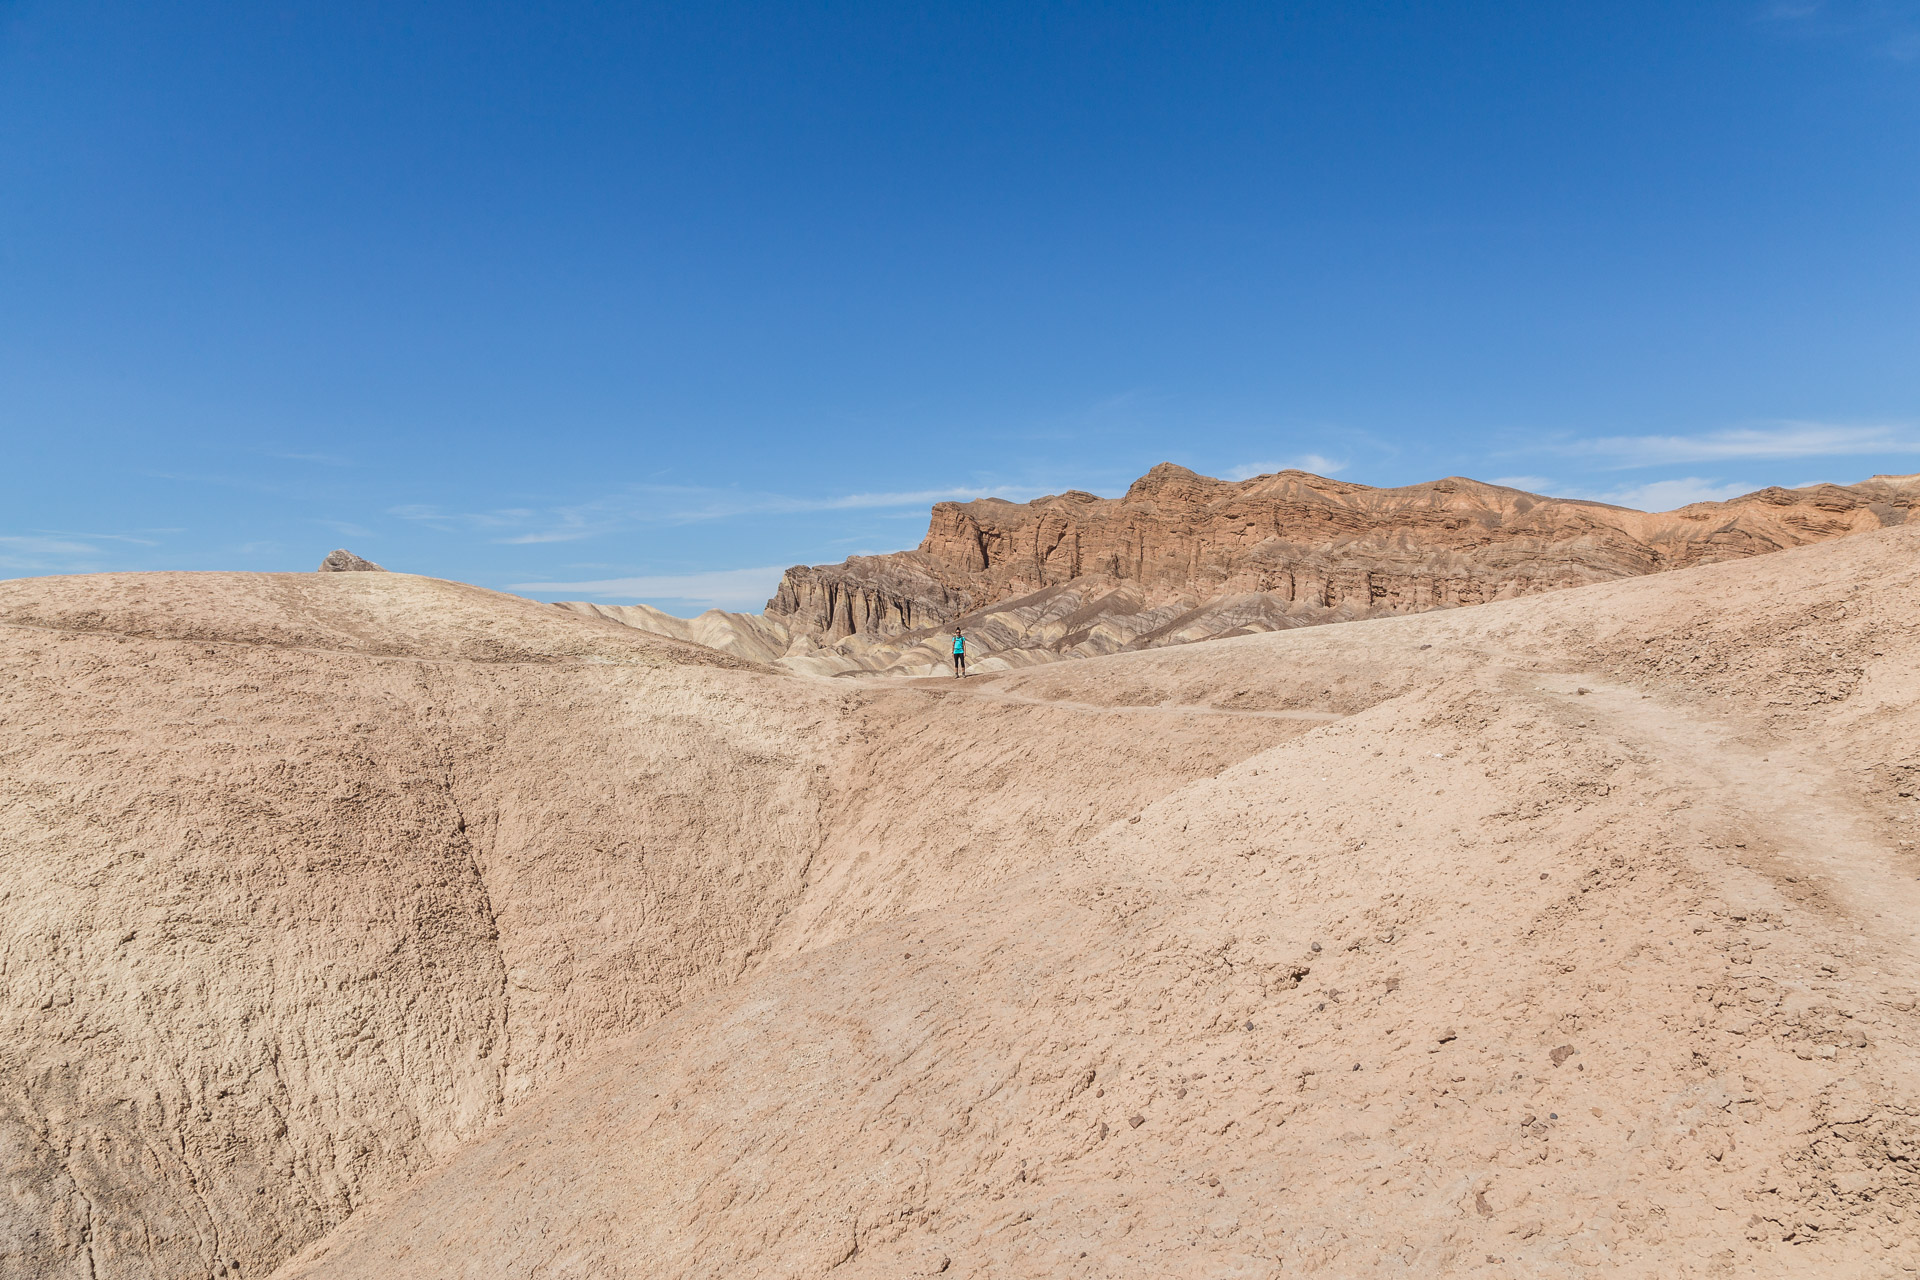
[3,526,1919,1277]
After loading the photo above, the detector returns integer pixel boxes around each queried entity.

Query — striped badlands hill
[569,464,1920,677]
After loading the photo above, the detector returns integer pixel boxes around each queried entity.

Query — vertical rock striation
[745,465,1919,671]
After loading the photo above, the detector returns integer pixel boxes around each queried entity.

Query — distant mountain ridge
[563,463,1920,676]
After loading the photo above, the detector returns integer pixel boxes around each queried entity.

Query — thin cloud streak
[139,470,286,495]
[1757,0,1920,60]
[0,527,175,573]
[508,565,790,610]
[1573,477,1758,510]
[34,530,163,546]
[1545,422,1920,468]
[813,486,1045,510]
[0,535,107,573]
[267,451,354,467]
[1487,475,1557,492]
[395,481,1051,545]
[1494,475,1761,511]
[1225,454,1348,481]
[0,535,99,556]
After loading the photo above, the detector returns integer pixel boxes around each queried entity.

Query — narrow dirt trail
[900,681,1346,721]
[1522,669,1920,978]
[828,653,1920,978]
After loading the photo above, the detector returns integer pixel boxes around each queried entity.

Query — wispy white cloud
[267,451,354,466]
[1224,454,1348,481]
[0,535,105,573]
[497,523,596,546]
[140,469,285,494]
[1756,0,1920,59]
[1545,421,1920,468]
[0,536,99,556]
[1083,388,1156,417]
[1580,478,1758,510]
[390,504,537,537]
[0,526,178,573]
[394,482,1049,545]
[34,530,163,546]
[508,565,790,610]
[811,486,1044,511]
[1489,475,1757,511]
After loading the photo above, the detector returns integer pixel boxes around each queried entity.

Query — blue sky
[4,1,1917,613]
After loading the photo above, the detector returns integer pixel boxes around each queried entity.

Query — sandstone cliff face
[740,465,1919,673]
[764,559,963,643]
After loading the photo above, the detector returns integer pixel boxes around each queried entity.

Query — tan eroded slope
[268,527,1920,1278]
[0,572,1293,1279]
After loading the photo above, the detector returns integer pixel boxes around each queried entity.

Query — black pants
[952,653,966,674]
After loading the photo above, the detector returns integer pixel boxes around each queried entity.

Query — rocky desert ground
[3,512,1919,1278]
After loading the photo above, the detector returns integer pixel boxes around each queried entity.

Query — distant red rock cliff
[762,464,1918,656]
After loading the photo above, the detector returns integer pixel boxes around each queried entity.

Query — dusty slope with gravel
[5,525,1920,1279]
[0,572,1295,1280]
[290,523,1920,1279]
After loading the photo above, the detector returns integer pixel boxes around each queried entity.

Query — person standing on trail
[951,629,967,678]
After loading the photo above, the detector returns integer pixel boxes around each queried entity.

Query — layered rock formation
[317,549,386,572]
[582,465,1920,676]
